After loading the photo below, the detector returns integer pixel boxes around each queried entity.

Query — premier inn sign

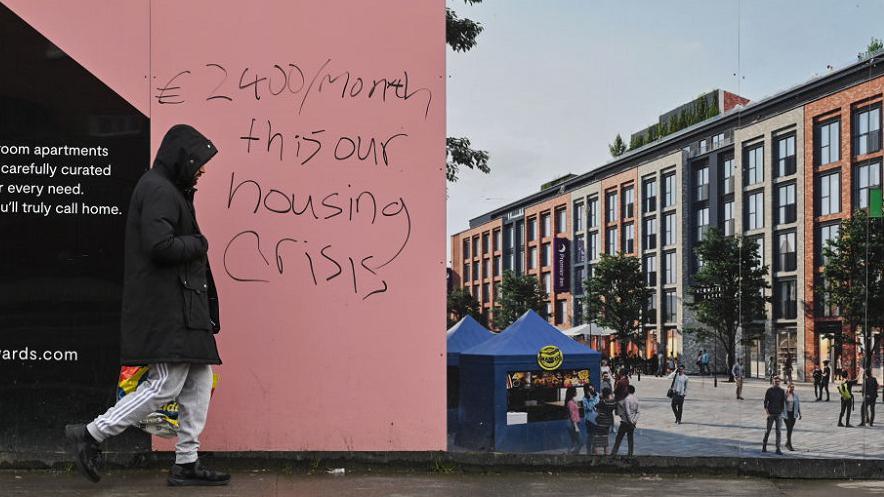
[553,237,569,292]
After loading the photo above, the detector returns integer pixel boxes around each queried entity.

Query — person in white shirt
[732,358,745,400]
[611,385,639,456]
[669,365,689,424]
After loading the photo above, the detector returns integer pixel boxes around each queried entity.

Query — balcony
[687,133,734,158]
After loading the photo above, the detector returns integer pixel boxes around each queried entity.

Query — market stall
[446,315,495,435]
[457,311,600,452]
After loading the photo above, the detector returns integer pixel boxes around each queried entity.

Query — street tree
[447,288,485,328]
[446,0,490,182]
[584,254,653,361]
[609,134,626,157]
[492,271,548,329]
[820,209,884,372]
[686,229,770,380]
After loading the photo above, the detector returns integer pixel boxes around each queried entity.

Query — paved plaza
[587,375,884,459]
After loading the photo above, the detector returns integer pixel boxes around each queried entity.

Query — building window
[503,225,513,271]
[818,276,839,317]
[816,119,840,165]
[462,238,470,259]
[574,202,584,232]
[696,166,709,201]
[555,207,567,234]
[527,217,537,242]
[555,300,567,325]
[645,255,657,287]
[777,183,797,224]
[574,298,585,325]
[723,200,735,236]
[623,223,635,253]
[482,259,489,279]
[545,302,552,321]
[721,153,735,195]
[855,161,882,209]
[750,236,764,268]
[818,172,841,216]
[696,207,709,241]
[818,223,840,265]
[541,243,551,267]
[575,234,586,264]
[745,144,764,185]
[606,191,618,223]
[574,266,587,296]
[644,295,658,324]
[588,197,599,228]
[543,213,553,238]
[664,213,676,246]
[482,233,490,255]
[588,231,599,261]
[776,279,798,320]
[854,105,881,156]
[712,133,725,148]
[664,173,676,208]
[776,231,797,272]
[644,178,657,213]
[472,237,479,259]
[462,262,470,283]
[663,290,677,323]
[493,255,501,276]
[623,186,635,219]
[542,272,551,294]
[663,251,676,285]
[493,229,501,252]
[644,217,657,250]
[527,246,538,270]
[776,135,797,177]
[698,138,708,154]
[472,261,479,281]
[482,282,490,302]
[606,227,618,254]
[746,191,764,230]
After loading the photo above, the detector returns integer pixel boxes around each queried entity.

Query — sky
[445,0,884,261]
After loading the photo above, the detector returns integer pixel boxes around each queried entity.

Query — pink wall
[5,0,446,451]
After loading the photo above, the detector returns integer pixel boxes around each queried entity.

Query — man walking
[732,358,745,400]
[65,125,229,486]
[701,350,710,376]
[812,364,823,401]
[821,360,832,401]
[838,371,858,427]
[611,385,639,457]
[762,376,786,455]
[859,370,879,427]
[670,366,688,424]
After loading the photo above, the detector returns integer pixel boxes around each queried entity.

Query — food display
[506,369,591,390]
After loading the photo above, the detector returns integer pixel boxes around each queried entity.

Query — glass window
[493,229,501,252]
[482,259,489,279]
[855,161,882,209]
[663,290,677,323]
[527,246,538,270]
[527,217,537,242]
[644,255,657,287]
[776,279,798,320]
[776,135,797,177]
[664,173,676,208]
[664,213,676,246]
[745,145,764,185]
[696,207,709,241]
[462,238,470,259]
[472,261,480,281]
[721,153,735,195]
[777,183,796,224]
[541,243,551,267]
[574,266,587,296]
[574,202,584,232]
[574,234,586,264]
[644,295,657,324]
[663,251,677,285]
[574,297,585,325]
[818,276,839,317]
[723,200,735,236]
[462,262,470,283]
[776,231,797,272]
[555,300,566,325]
[696,166,709,201]
[818,172,841,216]
[712,133,725,148]
[623,223,635,253]
[854,105,881,156]
[541,213,551,238]
[542,273,551,294]
[545,302,552,321]
[818,223,840,265]
[606,227,618,254]
[817,119,840,165]
[588,232,600,261]
[472,237,479,259]
[588,197,599,228]
[555,207,567,233]
[644,179,657,213]
[482,233,490,254]
[622,186,635,219]
[750,236,765,268]
[606,192,618,223]
[493,255,501,276]
[482,282,490,302]
[746,191,764,230]
[644,217,657,250]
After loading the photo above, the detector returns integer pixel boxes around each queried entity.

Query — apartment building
[450,55,884,378]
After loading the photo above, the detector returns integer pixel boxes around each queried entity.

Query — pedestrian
[837,370,858,427]
[762,376,786,455]
[783,383,801,451]
[600,359,612,380]
[614,368,630,403]
[732,358,745,400]
[701,350,710,375]
[812,364,823,401]
[601,371,614,394]
[64,125,229,486]
[859,369,879,427]
[822,360,832,401]
[565,387,581,454]
[581,384,599,455]
[783,353,794,384]
[656,351,665,377]
[669,365,688,424]
[696,351,703,375]
[767,356,776,385]
[611,385,639,457]
[593,388,618,455]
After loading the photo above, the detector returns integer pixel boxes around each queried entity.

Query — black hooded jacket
[120,124,221,365]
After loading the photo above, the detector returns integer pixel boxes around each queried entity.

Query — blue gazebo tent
[446,315,494,436]
[457,310,600,452]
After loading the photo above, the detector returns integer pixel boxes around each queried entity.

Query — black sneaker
[168,461,231,486]
[64,424,102,483]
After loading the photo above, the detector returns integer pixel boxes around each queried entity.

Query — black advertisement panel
[553,237,569,293]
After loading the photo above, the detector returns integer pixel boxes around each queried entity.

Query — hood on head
[153,124,218,189]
